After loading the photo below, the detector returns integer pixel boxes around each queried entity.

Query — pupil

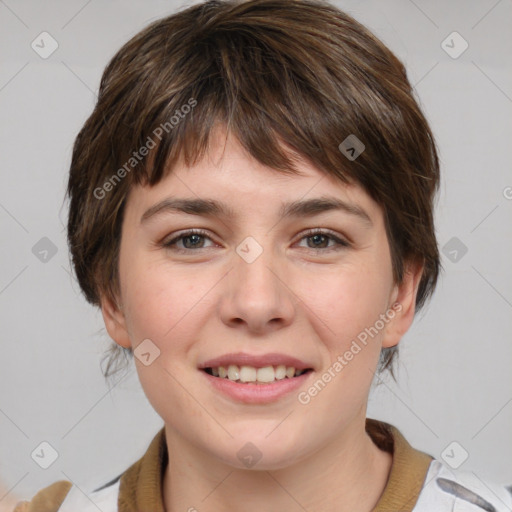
[185,234,202,248]
[310,234,326,248]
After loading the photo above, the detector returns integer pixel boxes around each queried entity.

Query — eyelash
[161,228,350,254]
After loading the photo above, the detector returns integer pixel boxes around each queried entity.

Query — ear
[100,293,132,349]
[381,260,424,349]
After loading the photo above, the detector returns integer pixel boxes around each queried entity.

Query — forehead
[123,128,382,226]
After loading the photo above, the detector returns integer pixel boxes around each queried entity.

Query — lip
[199,368,313,404]
[198,352,314,371]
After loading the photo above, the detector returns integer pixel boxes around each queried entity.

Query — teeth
[207,364,308,384]
[256,366,275,383]
[275,365,287,380]
[239,365,257,382]
[227,365,240,381]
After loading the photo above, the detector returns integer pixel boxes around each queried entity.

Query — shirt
[13,418,512,511]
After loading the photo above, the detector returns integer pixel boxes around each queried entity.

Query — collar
[118,418,433,511]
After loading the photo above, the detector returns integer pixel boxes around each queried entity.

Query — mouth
[199,364,314,404]
[201,365,314,385]
[198,352,315,403]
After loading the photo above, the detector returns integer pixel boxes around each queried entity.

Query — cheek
[293,267,392,427]
[118,243,172,339]
[122,273,184,342]
[120,254,218,354]
[302,262,392,349]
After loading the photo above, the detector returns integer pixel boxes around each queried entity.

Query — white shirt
[56,459,512,511]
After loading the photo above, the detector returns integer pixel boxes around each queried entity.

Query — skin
[101,125,423,512]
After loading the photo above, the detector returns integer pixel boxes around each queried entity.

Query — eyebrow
[140,196,373,226]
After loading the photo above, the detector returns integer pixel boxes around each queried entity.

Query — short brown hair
[66,0,441,381]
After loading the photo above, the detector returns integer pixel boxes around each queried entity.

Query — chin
[210,433,307,471]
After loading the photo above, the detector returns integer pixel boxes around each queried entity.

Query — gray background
[1,0,511,508]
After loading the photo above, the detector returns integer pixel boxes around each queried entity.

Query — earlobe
[381,261,424,349]
[100,293,132,349]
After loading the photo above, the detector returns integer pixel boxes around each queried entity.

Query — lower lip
[200,370,313,404]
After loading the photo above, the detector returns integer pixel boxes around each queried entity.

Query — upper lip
[198,352,314,371]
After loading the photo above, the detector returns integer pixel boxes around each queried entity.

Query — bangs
[105,13,368,191]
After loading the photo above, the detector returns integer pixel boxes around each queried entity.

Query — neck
[162,417,392,512]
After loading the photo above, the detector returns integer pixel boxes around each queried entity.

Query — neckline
[119,418,433,512]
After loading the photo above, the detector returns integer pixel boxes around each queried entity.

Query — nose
[218,239,296,334]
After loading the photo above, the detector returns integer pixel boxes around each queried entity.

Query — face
[102,126,421,470]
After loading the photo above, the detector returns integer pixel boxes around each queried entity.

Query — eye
[161,228,350,254]
[162,229,216,252]
[296,229,350,252]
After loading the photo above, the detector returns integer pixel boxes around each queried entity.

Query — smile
[202,364,312,384]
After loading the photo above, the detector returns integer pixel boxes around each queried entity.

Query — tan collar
[118,418,433,512]
[366,418,433,511]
